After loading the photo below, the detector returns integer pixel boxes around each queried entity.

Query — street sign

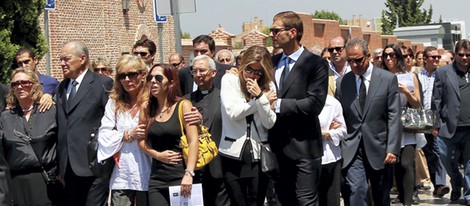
[45,0,55,10]
[156,0,196,16]
[153,0,167,23]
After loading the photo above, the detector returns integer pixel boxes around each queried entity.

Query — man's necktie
[68,80,78,105]
[359,76,366,112]
[280,57,290,91]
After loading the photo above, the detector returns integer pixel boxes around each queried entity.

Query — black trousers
[394,144,416,205]
[64,162,109,206]
[202,168,230,206]
[319,159,342,206]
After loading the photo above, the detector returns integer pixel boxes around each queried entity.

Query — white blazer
[219,74,277,160]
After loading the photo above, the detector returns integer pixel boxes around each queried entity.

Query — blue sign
[153,0,167,23]
[45,0,55,10]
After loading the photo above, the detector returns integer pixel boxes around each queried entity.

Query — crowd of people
[0,10,469,206]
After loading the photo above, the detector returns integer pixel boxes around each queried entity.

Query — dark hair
[454,39,470,53]
[192,35,215,53]
[401,46,414,58]
[382,44,405,73]
[273,11,303,42]
[133,39,157,55]
[423,46,438,58]
[15,47,36,58]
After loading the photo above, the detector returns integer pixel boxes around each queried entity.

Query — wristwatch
[185,169,195,177]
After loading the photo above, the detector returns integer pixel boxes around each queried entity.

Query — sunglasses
[218,58,231,63]
[94,67,108,73]
[269,27,290,35]
[347,56,366,64]
[117,72,140,80]
[146,74,164,82]
[17,59,32,66]
[189,69,210,76]
[383,52,396,58]
[457,53,470,57]
[403,54,414,58]
[245,67,264,77]
[327,47,344,53]
[171,62,182,67]
[428,55,441,60]
[133,52,148,57]
[11,80,33,88]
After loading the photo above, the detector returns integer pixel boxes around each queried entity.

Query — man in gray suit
[432,39,470,204]
[335,38,401,206]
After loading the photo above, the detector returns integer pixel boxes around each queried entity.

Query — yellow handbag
[178,100,218,170]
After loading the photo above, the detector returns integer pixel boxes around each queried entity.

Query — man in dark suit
[178,35,231,95]
[56,41,113,206]
[268,11,328,206]
[184,55,230,206]
[432,39,470,204]
[0,84,11,206]
[335,37,401,206]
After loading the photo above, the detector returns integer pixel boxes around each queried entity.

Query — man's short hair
[273,11,303,42]
[423,46,438,58]
[133,39,157,55]
[215,49,235,62]
[65,41,90,66]
[92,56,112,72]
[345,38,369,55]
[372,48,383,58]
[170,53,184,62]
[192,35,216,53]
[192,55,216,71]
[16,47,36,58]
[455,39,470,53]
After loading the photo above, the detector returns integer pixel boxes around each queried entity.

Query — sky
[178,0,469,39]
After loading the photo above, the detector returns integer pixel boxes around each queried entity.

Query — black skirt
[11,172,51,206]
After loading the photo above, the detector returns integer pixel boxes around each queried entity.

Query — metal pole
[44,10,51,75]
[172,0,182,53]
[158,23,164,63]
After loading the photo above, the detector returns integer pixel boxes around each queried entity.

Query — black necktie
[359,76,366,112]
[68,80,78,105]
[280,57,290,90]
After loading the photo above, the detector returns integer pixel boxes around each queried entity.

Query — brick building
[39,0,175,80]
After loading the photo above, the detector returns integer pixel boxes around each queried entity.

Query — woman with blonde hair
[219,45,277,206]
[97,54,151,205]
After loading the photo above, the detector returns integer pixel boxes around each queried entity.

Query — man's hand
[384,153,397,164]
[225,67,239,76]
[329,120,340,130]
[183,107,202,126]
[38,93,54,112]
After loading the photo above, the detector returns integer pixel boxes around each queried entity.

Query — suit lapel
[362,68,383,117]
[344,74,362,116]
[272,54,282,94]
[446,69,461,100]
[67,70,94,113]
[279,50,309,97]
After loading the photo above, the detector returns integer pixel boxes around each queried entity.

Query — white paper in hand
[169,183,204,206]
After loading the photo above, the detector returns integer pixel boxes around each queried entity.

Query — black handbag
[249,115,279,181]
[87,127,115,177]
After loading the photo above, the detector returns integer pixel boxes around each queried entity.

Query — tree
[181,32,191,39]
[0,0,48,83]
[381,0,433,35]
[312,10,345,25]
[262,27,272,47]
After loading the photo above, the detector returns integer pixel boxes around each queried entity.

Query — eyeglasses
[374,56,382,60]
[117,72,140,80]
[94,67,109,73]
[269,27,291,35]
[11,80,33,88]
[383,52,396,58]
[189,69,210,76]
[16,59,32,66]
[428,55,441,60]
[327,47,344,53]
[218,58,232,63]
[457,53,470,57]
[171,62,182,68]
[133,52,148,57]
[347,56,366,64]
[403,54,414,58]
[244,67,263,77]
[146,74,164,82]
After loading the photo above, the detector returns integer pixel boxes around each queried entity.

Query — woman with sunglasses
[0,68,62,205]
[138,64,199,205]
[97,55,151,206]
[382,44,422,206]
[218,45,277,206]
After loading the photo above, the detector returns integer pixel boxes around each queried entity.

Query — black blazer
[268,49,329,160]
[178,62,231,95]
[185,88,223,178]
[55,70,113,176]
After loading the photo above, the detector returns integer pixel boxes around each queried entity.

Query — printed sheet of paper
[169,183,203,206]
[396,73,415,93]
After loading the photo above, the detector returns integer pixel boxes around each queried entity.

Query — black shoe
[433,185,450,198]
[450,190,461,202]
[465,199,470,206]
[391,196,402,204]
[412,192,420,204]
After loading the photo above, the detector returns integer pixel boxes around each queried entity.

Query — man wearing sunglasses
[215,49,235,66]
[328,36,351,80]
[178,35,231,95]
[55,41,113,206]
[268,11,328,206]
[433,39,470,205]
[169,53,186,71]
[335,38,401,206]
[132,38,156,68]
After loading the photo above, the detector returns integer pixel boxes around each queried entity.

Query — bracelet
[255,92,263,100]
[185,169,195,177]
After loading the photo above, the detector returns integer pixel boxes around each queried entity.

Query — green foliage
[312,10,345,25]
[262,27,272,47]
[233,42,244,50]
[381,0,433,35]
[181,32,191,39]
[0,0,47,83]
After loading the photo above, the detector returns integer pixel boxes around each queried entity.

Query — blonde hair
[237,45,274,99]
[7,68,43,107]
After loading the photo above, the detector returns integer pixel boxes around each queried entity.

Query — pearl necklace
[22,105,33,112]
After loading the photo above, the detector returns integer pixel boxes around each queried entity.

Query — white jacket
[219,74,277,160]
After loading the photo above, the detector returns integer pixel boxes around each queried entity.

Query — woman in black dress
[138,64,199,205]
[0,68,60,206]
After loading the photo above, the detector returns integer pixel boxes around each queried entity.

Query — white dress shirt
[319,95,347,165]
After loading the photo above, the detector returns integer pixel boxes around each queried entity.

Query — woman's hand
[128,124,146,141]
[246,78,261,97]
[263,90,277,103]
[398,83,411,95]
[180,173,193,197]
[157,150,182,164]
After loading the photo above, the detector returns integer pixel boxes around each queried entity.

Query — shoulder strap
[177,100,189,136]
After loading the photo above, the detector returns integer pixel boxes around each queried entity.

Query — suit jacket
[56,70,113,176]
[0,86,11,205]
[268,49,328,160]
[335,66,401,170]
[178,61,231,95]
[432,63,462,138]
[185,88,224,178]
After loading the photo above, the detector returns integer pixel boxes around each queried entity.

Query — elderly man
[55,41,113,206]
[433,39,470,205]
[335,38,401,206]
[132,38,156,67]
[169,53,186,70]
[184,55,230,206]
[371,48,383,68]
[215,49,235,66]
[269,11,328,206]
